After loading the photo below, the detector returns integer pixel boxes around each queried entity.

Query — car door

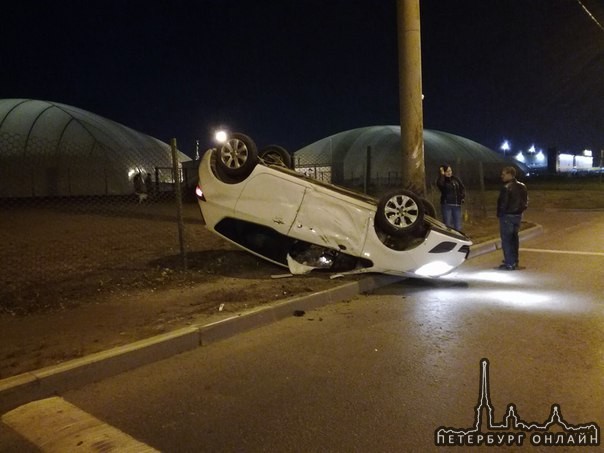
[234,170,307,236]
[289,185,371,256]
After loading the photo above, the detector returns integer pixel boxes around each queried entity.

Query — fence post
[364,146,371,194]
[478,161,487,217]
[154,167,160,195]
[600,149,603,185]
[171,138,187,270]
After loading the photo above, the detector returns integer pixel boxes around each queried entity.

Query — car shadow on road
[375,277,470,296]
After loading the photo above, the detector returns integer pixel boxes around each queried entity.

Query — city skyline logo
[435,358,600,447]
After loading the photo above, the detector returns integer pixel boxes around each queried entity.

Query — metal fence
[0,132,205,315]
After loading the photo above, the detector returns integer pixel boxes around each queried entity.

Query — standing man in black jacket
[497,166,528,270]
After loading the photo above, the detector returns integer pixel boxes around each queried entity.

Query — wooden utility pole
[396,0,426,196]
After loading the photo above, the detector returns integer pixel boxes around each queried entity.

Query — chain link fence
[0,132,206,315]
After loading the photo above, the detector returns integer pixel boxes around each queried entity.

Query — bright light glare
[536,151,545,162]
[415,261,454,277]
[426,287,585,313]
[500,140,510,151]
[487,290,589,313]
[215,130,228,143]
[528,145,536,153]
[195,185,203,198]
[515,152,525,162]
[487,290,550,306]
[432,272,590,313]
[446,270,519,284]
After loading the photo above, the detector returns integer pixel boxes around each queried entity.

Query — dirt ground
[0,199,520,380]
[0,203,504,379]
[0,261,353,380]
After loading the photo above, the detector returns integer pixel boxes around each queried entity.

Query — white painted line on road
[520,248,604,257]
[2,396,158,452]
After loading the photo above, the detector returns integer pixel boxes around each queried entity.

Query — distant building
[0,99,190,198]
[513,146,597,174]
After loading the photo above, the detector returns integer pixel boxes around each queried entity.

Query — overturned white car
[195,133,472,278]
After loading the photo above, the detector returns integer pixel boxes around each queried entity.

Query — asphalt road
[1,210,603,452]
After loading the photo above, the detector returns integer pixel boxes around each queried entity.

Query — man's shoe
[498,264,516,270]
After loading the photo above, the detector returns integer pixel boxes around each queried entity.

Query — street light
[214,130,228,144]
[500,140,511,158]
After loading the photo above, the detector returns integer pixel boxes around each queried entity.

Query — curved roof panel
[0,99,189,197]
[294,126,523,185]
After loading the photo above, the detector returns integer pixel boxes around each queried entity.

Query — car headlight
[414,261,454,277]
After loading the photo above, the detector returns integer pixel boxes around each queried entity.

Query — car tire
[259,145,293,169]
[376,190,425,236]
[215,132,258,180]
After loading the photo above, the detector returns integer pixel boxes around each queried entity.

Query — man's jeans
[499,214,522,267]
[441,204,462,231]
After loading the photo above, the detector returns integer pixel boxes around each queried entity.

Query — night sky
[2,0,603,158]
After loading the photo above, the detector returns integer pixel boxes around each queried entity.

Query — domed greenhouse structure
[293,125,522,191]
[0,99,190,198]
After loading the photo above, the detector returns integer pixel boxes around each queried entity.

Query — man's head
[501,166,516,183]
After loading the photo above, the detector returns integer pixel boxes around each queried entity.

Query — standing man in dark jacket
[497,166,528,270]
[436,164,466,231]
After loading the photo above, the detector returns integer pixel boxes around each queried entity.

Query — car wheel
[216,132,258,180]
[259,145,292,169]
[420,197,437,218]
[376,190,425,236]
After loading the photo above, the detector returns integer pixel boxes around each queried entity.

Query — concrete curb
[0,226,543,413]
[468,223,543,259]
[0,275,402,413]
